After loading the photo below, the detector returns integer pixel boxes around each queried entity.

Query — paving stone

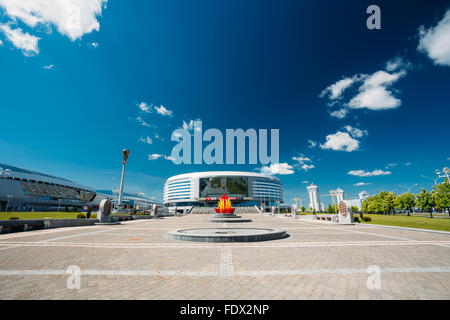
[0,214,449,299]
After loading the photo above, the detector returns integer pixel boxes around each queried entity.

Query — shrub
[9,217,19,220]
[86,207,92,218]
[354,216,360,223]
[360,212,364,220]
[363,216,372,222]
[77,213,86,219]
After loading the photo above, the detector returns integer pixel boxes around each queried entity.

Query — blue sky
[0,0,449,204]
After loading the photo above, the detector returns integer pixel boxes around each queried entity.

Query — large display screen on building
[199,176,248,197]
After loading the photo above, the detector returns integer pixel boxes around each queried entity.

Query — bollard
[44,219,52,229]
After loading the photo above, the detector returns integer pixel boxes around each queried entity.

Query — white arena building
[163,171,284,212]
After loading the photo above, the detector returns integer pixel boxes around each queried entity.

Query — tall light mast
[118,149,130,210]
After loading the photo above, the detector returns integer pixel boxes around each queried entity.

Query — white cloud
[347,70,405,111]
[136,116,152,128]
[330,108,348,119]
[0,0,108,41]
[354,182,372,186]
[302,180,309,184]
[148,153,174,162]
[405,161,412,166]
[320,131,360,152]
[385,163,398,168]
[343,125,368,138]
[0,39,3,46]
[347,86,402,110]
[292,155,311,162]
[43,64,54,69]
[260,163,294,175]
[155,105,173,117]
[319,76,358,100]
[418,9,450,66]
[138,102,151,113]
[137,102,173,117]
[0,24,39,56]
[182,120,194,131]
[385,56,411,72]
[347,169,391,177]
[138,136,153,144]
[148,154,162,160]
[307,140,317,148]
[360,70,405,89]
[89,42,99,48]
[321,68,406,115]
[292,154,315,171]
[301,164,315,171]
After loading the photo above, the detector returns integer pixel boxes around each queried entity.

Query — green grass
[0,212,97,220]
[359,213,450,232]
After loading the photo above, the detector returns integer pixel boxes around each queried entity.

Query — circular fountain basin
[214,213,241,218]
[202,217,252,223]
[168,228,287,242]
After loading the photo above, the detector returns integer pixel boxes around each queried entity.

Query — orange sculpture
[214,194,235,214]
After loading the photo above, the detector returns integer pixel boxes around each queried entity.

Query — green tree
[394,192,415,216]
[415,188,434,218]
[362,195,382,214]
[350,206,358,213]
[431,180,450,215]
[300,206,305,212]
[362,191,397,214]
[326,204,333,213]
[379,191,396,214]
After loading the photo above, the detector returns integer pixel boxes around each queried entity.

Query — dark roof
[0,163,74,183]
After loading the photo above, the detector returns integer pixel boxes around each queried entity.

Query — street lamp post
[399,183,418,193]
[435,167,449,185]
[118,149,130,212]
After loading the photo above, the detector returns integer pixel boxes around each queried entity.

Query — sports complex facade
[0,164,159,212]
[163,171,284,210]
[0,164,96,212]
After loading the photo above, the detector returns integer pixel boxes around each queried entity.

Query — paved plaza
[0,214,449,299]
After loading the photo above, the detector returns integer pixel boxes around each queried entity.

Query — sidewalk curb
[356,223,450,235]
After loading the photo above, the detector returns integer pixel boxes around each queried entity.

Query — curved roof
[0,163,94,191]
[166,171,281,182]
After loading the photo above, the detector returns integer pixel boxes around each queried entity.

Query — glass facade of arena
[163,178,192,204]
[163,172,284,207]
[251,179,284,204]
